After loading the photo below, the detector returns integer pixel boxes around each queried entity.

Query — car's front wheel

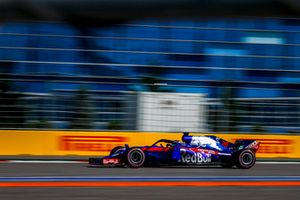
[236,150,256,169]
[125,148,145,168]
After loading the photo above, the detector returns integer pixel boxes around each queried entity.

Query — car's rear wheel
[236,150,256,169]
[126,148,145,168]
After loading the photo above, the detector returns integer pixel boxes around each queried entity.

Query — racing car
[89,132,260,169]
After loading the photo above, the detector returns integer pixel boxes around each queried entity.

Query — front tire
[236,150,256,169]
[126,148,145,168]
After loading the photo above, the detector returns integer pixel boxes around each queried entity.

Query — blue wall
[0,19,300,98]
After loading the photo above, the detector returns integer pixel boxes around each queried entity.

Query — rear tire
[126,148,145,168]
[236,150,256,169]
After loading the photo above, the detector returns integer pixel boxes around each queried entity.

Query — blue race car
[89,132,260,169]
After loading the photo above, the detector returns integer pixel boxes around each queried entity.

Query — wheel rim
[241,152,253,166]
[130,151,143,164]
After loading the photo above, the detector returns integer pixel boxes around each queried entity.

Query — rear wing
[234,140,260,152]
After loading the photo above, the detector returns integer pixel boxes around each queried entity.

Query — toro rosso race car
[89,133,260,169]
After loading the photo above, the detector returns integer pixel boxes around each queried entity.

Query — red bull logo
[180,152,211,164]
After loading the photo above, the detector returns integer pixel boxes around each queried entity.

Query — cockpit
[151,139,179,148]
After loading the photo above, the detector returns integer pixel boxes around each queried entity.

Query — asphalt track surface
[0,163,300,200]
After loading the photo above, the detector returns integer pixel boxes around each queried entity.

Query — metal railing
[0,91,299,133]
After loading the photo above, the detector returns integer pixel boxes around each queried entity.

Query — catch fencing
[0,91,299,133]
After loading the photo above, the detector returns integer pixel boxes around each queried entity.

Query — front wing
[89,157,123,166]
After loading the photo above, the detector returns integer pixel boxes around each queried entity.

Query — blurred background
[1,3,300,200]
[0,0,300,134]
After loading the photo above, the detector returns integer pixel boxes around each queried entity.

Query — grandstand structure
[0,18,299,133]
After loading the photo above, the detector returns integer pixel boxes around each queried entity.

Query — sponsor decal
[235,139,293,154]
[246,141,259,150]
[180,152,211,164]
[103,158,120,165]
[59,136,127,152]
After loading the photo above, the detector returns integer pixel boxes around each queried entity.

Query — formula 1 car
[89,132,260,169]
